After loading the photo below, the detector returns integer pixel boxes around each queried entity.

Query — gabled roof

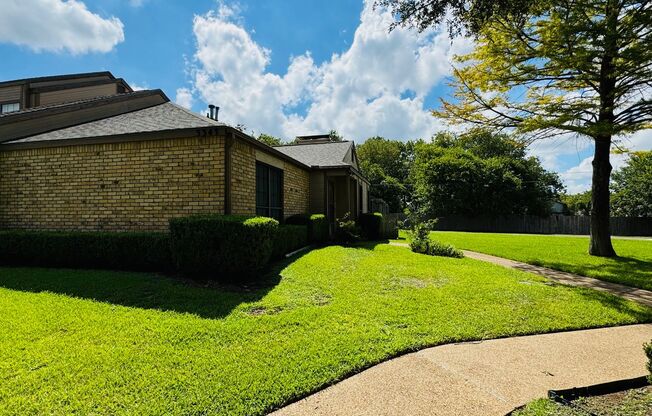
[3,102,223,144]
[274,141,355,168]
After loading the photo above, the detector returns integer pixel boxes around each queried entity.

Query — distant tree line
[563,151,652,218]
[357,128,564,218]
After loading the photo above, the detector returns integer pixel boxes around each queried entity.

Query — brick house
[0,72,368,232]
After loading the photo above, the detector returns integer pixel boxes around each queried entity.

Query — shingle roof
[273,141,353,168]
[3,102,223,144]
[0,90,166,121]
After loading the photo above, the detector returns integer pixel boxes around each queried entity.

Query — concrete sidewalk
[462,250,652,308]
[271,324,652,416]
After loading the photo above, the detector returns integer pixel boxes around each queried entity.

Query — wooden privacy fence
[433,215,652,236]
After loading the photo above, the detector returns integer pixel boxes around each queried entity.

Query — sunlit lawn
[420,231,652,291]
[1,243,650,415]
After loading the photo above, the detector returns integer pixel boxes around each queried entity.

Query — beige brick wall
[0,136,226,232]
[230,139,257,215]
[283,162,309,217]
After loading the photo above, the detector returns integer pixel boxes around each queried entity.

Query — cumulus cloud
[186,0,471,140]
[548,129,652,193]
[175,88,194,109]
[0,0,124,54]
[128,82,149,91]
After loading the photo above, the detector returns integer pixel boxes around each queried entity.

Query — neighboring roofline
[29,78,132,94]
[274,140,353,147]
[0,90,169,143]
[0,89,168,124]
[0,71,115,88]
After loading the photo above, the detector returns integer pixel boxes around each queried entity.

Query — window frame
[255,161,284,221]
[0,101,20,114]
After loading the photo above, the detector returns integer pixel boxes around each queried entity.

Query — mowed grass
[422,231,652,291]
[1,243,651,415]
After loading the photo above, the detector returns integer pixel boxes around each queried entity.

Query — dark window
[256,162,283,220]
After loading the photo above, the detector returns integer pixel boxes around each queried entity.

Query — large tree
[384,0,651,256]
[257,133,284,147]
[411,129,563,217]
[376,0,534,35]
[611,151,652,216]
[357,137,414,212]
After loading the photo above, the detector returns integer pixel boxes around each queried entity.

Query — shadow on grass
[529,255,652,291]
[0,251,312,320]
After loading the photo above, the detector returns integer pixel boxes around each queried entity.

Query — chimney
[206,104,220,121]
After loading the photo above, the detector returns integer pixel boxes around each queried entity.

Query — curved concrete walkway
[461,250,652,308]
[271,324,652,416]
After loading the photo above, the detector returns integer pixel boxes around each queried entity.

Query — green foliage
[612,152,652,217]
[376,0,534,36]
[407,220,463,258]
[169,215,278,280]
[285,214,329,243]
[328,129,344,142]
[438,0,652,141]
[358,212,385,240]
[309,214,329,243]
[411,129,563,217]
[0,230,171,271]
[645,341,652,383]
[1,244,650,415]
[334,213,360,244]
[257,133,284,147]
[272,225,308,259]
[561,191,592,216]
[357,137,414,212]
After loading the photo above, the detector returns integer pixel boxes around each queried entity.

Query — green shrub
[285,214,310,226]
[0,230,172,271]
[358,212,384,240]
[645,341,652,383]
[407,219,463,258]
[308,214,329,243]
[169,215,278,280]
[284,213,329,243]
[334,213,360,244]
[426,240,464,258]
[272,225,308,259]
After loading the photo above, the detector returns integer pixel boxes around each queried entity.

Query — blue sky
[1,0,649,193]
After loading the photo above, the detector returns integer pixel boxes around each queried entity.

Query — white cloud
[0,0,124,54]
[550,129,652,193]
[175,88,194,109]
[129,82,149,91]
[186,0,471,140]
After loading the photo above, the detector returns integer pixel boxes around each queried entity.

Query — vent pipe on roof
[207,104,220,121]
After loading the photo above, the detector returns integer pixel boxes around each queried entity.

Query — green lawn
[419,231,652,291]
[514,387,652,416]
[1,243,651,415]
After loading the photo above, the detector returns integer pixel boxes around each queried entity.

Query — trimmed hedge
[0,230,172,271]
[309,214,329,243]
[286,213,329,243]
[272,225,308,259]
[169,215,278,280]
[358,212,384,240]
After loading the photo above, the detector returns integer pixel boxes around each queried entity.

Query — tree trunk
[589,137,616,257]
[589,0,618,257]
